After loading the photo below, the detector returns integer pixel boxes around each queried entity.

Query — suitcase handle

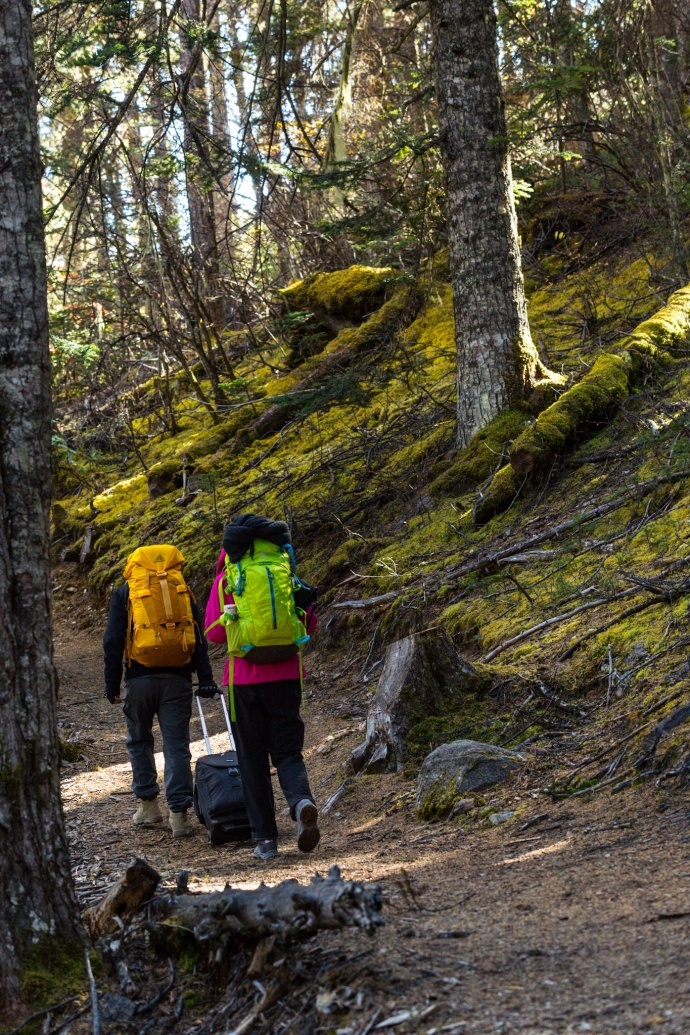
[196,692,236,755]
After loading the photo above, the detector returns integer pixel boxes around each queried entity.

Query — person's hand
[195,683,221,699]
[104,687,121,705]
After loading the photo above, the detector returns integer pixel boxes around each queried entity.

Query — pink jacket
[204,549,316,685]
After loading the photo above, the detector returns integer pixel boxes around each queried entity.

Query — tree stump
[85,858,161,939]
[349,629,490,774]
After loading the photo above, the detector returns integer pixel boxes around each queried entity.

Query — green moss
[18,939,91,1019]
[472,463,525,526]
[59,738,84,763]
[431,409,531,497]
[625,284,690,355]
[280,265,397,320]
[417,778,458,821]
[510,352,631,476]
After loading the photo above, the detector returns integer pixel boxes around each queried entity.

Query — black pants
[231,679,314,840]
[123,674,193,812]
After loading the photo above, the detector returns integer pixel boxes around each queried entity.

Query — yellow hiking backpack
[123,545,196,667]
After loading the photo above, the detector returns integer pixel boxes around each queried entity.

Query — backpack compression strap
[156,569,176,628]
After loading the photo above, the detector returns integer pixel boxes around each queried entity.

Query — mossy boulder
[416,739,524,820]
[280,265,397,322]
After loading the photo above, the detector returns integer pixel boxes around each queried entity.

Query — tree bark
[85,859,162,940]
[429,0,554,447]
[350,629,490,774]
[0,0,84,1016]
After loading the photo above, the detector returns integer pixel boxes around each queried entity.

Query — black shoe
[253,839,278,861]
[296,799,320,853]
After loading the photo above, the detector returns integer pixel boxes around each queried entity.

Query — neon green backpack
[209,540,310,717]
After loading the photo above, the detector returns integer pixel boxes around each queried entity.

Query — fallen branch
[448,467,690,583]
[534,681,588,717]
[558,597,662,662]
[332,592,398,610]
[84,948,101,1035]
[634,702,690,769]
[566,718,654,777]
[150,865,381,953]
[481,588,636,662]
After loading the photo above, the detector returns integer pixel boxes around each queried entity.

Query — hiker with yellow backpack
[103,545,219,837]
[204,514,319,861]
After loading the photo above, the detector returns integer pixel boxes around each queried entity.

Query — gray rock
[489,810,516,826]
[99,993,137,1023]
[449,797,475,818]
[417,740,523,820]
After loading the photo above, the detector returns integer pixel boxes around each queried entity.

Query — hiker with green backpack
[204,514,319,861]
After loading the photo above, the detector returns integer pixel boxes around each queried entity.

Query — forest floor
[54,591,690,1035]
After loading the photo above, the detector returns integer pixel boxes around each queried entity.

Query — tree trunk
[323,0,365,200]
[0,0,84,1016]
[429,0,555,447]
[179,0,225,337]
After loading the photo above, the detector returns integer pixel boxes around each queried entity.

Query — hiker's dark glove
[294,581,318,611]
[195,683,221,699]
[104,687,121,705]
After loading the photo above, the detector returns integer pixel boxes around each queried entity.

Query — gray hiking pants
[122,673,193,812]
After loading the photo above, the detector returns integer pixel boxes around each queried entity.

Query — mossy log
[508,284,690,476]
[472,464,524,526]
[430,408,531,497]
[349,628,490,774]
[247,286,419,442]
[509,352,632,476]
[88,860,382,950]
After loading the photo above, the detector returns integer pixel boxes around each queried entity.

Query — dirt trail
[56,616,690,1035]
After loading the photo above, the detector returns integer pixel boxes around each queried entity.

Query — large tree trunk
[429,0,554,447]
[0,0,84,1016]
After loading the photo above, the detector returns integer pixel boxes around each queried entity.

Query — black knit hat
[222,513,291,563]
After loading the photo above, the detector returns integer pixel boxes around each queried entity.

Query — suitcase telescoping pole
[196,692,236,755]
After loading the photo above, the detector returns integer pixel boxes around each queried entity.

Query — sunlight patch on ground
[499,838,573,865]
[61,731,230,811]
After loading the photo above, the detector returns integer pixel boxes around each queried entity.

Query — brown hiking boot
[169,809,194,838]
[296,799,320,853]
[133,799,163,826]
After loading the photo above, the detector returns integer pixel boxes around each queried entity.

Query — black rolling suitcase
[193,693,252,845]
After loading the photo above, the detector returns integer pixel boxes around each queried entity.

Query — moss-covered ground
[54,251,690,788]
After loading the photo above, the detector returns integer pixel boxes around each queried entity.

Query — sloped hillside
[53,249,690,795]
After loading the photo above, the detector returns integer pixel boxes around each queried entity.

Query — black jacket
[103,584,214,695]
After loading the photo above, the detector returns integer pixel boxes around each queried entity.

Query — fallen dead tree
[87,860,383,951]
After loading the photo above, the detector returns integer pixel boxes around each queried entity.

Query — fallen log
[350,628,490,774]
[88,861,382,951]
